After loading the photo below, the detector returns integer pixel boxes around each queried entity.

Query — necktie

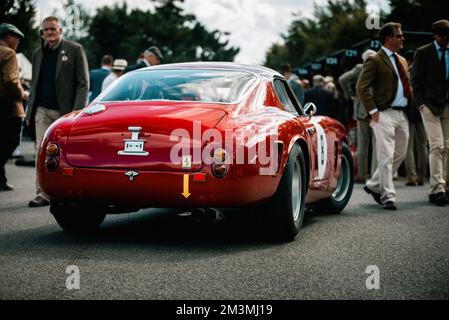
[441,48,447,80]
[392,53,412,102]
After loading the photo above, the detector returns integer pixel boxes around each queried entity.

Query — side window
[273,79,302,115]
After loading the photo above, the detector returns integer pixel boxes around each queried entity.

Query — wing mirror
[303,102,317,117]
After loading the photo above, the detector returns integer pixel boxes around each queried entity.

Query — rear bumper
[38,165,280,208]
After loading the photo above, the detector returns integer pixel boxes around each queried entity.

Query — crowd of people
[1,16,448,210]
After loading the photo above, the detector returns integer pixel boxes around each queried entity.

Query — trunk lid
[65,101,227,171]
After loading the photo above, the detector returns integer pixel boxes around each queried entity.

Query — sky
[35,0,389,64]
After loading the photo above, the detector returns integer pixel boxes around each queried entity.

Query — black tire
[265,143,307,242]
[314,142,354,214]
[50,202,106,233]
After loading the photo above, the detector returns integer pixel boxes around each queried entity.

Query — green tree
[83,0,239,68]
[0,0,39,59]
[264,0,376,70]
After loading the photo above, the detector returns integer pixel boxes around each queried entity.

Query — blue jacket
[89,67,110,102]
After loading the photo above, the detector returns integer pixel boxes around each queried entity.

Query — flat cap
[0,23,24,38]
[432,19,449,31]
[145,46,163,59]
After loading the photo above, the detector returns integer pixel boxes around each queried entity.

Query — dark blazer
[89,67,110,102]
[124,60,148,74]
[304,86,339,119]
[27,38,89,122]
[357,49,411,117]
[411,42,449,116]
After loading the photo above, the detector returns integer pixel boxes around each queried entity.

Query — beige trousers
[420,104,449,195]
[367,109,409,204]
[35,107,61,199]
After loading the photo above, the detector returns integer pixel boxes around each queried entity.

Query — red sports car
[38,62,354,241]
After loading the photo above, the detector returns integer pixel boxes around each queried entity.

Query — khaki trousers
[420,104,449,195]
[35,107,61,199]
[367,109,409,204]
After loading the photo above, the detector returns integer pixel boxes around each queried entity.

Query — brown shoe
[28,196,50,207]
[405,178,417,186]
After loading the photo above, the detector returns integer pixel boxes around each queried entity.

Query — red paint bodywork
[38,63,349,209]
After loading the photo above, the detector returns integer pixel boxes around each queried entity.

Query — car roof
[135,61,282,79]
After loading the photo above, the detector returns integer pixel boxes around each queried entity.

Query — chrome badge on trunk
[118,126,149,156]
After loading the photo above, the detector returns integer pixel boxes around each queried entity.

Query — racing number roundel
[311,118,327,180]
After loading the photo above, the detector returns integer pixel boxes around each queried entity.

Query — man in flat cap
[0,23,29,191]
[412,19,449,206]
[125,46,163,73]
[27,16,89,207]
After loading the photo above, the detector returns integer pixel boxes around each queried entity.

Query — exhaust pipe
[179,208,224,223]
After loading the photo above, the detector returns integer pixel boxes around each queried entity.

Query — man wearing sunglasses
[412,20,449,207]
[357,22,411,211]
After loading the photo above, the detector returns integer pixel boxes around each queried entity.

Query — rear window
[96,69,257,103]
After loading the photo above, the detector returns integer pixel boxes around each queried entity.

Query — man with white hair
[339,49,377,183]
[27,16,89,207]
[124,46,163,73]
[324,76,338,99]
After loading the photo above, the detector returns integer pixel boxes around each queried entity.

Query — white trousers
[367,109,409,204]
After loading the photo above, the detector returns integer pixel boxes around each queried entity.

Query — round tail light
[213,148,227,164]
[46,143,60,157]
[45,158,59,172]
[211,163,227,178]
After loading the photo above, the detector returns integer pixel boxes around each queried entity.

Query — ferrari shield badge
[118,126,149,156]
[182,155,192,169]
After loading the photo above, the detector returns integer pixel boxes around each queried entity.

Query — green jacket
[27,38,89,122]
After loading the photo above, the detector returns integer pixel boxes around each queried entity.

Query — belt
[391,106,406,111]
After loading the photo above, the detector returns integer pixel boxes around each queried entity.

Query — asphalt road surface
[1,141,448,300]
